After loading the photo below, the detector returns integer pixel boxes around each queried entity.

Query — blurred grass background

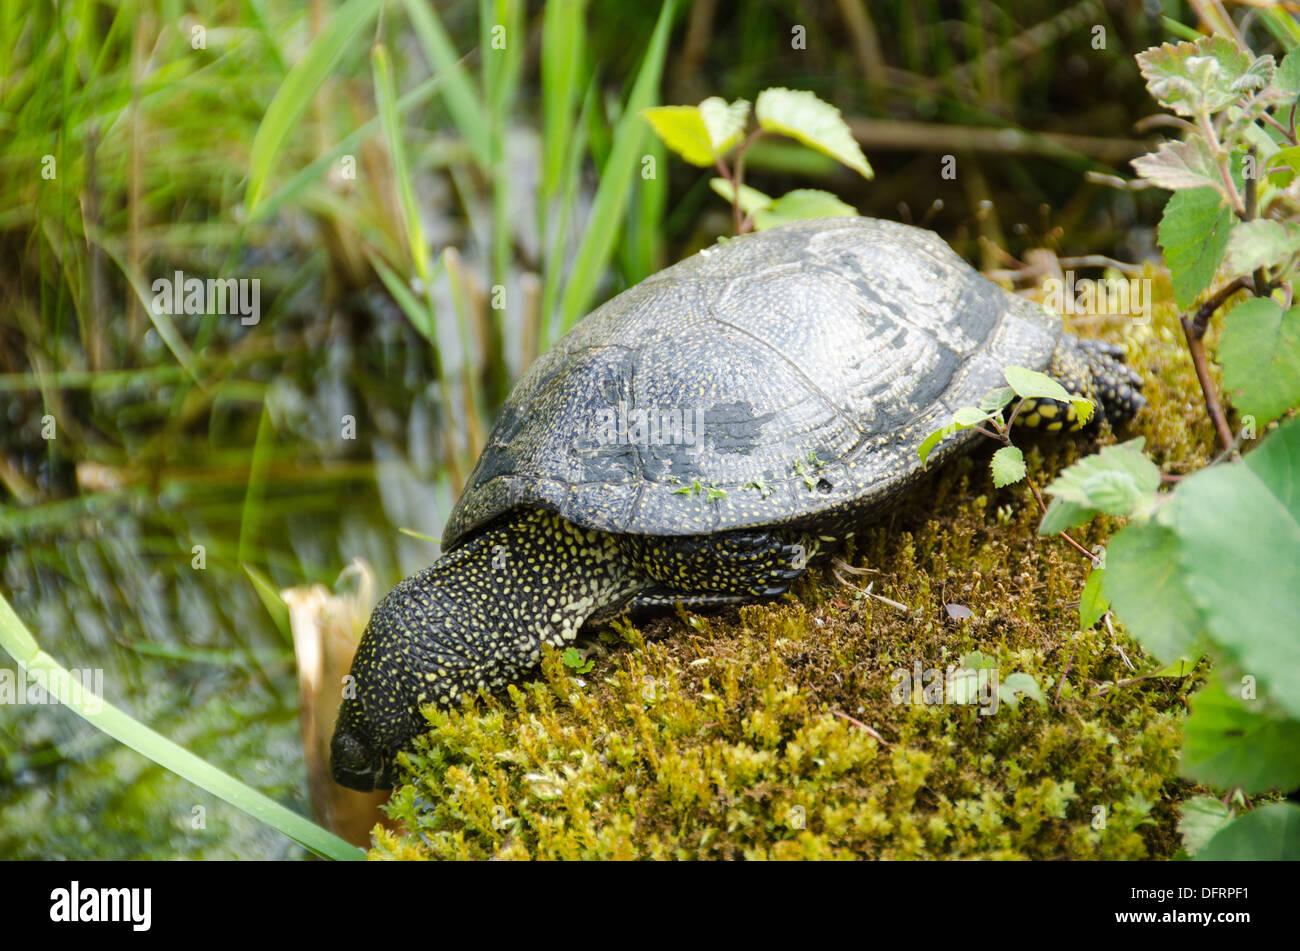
[0,0,1264,857]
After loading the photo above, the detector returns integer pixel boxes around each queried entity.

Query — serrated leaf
[1131,136,1225,193]
[1170,417,1300,716]
[1179,796,1233,857]
[1103,519,1205,664]
[1195,802,1300,861]
[1043,439,1161,516]
[1157,187,1235,310]
[991,445,1025,488]
[641,105,718,166]
[643,97,749,168]
[1137,36,1269,117]
[1277,50,1300,96]
[1182,681,1300,794]
[1071,397,1095,426]
[754,87,872,178]
[1218,297,1300,425]
[1003,365,1072,402]
[1079,567,1108,630]
[1222,219,1300,279]
[753,189,857,230]
[698,97,750,154]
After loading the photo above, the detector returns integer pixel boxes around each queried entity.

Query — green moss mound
[374,282,1216,860]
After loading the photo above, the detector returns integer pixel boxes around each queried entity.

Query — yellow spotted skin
[1016,337,1144,432]
[330,219,1147,790]
[330,509,811,789]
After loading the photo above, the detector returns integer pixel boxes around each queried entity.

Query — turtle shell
[443,217,1060,549]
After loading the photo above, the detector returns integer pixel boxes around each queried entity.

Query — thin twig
[832,710,890,745]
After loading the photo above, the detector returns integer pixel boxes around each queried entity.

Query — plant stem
[1023,474,1097,561]
[1260,110,1297,145]
[1180,276,1250,453]
[1181,314,1237,452]
[1198,112,1245,216]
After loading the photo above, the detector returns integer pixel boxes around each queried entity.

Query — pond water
[0,277,464,859]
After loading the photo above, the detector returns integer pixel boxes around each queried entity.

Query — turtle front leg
[1017,335,1146,431]
[621,530,809,605]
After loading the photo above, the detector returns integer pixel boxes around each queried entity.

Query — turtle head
[329,567,455,792]
[329,702,394,791]
[328,509,632,791]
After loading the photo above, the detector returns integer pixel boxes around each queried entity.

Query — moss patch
[374,282,1214,860]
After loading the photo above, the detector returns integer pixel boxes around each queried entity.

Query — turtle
[329,216,1144,790]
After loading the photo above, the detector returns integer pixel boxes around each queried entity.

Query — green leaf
[1042,439,1162,516]
[753,189,858,230]
[1137,36,1272,118]
[1178,796,1234,857]
[754,88,872,179]
[1079,567,1108,630]
[1152,654,1201,678]
[1196,802,1300,860]
[641,105,713,165]
[699,97,750,154]
[918,407,990,469]
[1157,187,1235,310]
[991,445,1025,488]
[709,177,774,215]
[1071,397,1095,427]
[1276,49,1300,96]
[246,0,383,211]
[1222,219,1300,279]
[642,97,748,167]
[1218,297,1300,425]
[979,386,1015,413]
[1004,366,1072,402]
[918,423,959,468]
[1104,519,1205,664]
[998,672,1044,709]
[1182,681,1300,794]
[952,405,991,426]
[1038,498,1098,536]
[1131,136,1224,193]
[1170,416,1300,716]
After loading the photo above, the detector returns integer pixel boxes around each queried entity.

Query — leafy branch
[642,88,872,235]
[1134,34,1300,450]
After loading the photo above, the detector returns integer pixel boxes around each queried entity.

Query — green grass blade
[372,43,430,282]
[541,0,587,204]
[245,0,382,212]
[0,593,363,861]
[557,0,675,336]
[402,0,491,168]
[248,75,443,224]
[539,80,596,350]
[242,563,291,643]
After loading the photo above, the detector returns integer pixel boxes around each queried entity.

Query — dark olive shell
[443,217,1060,549]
